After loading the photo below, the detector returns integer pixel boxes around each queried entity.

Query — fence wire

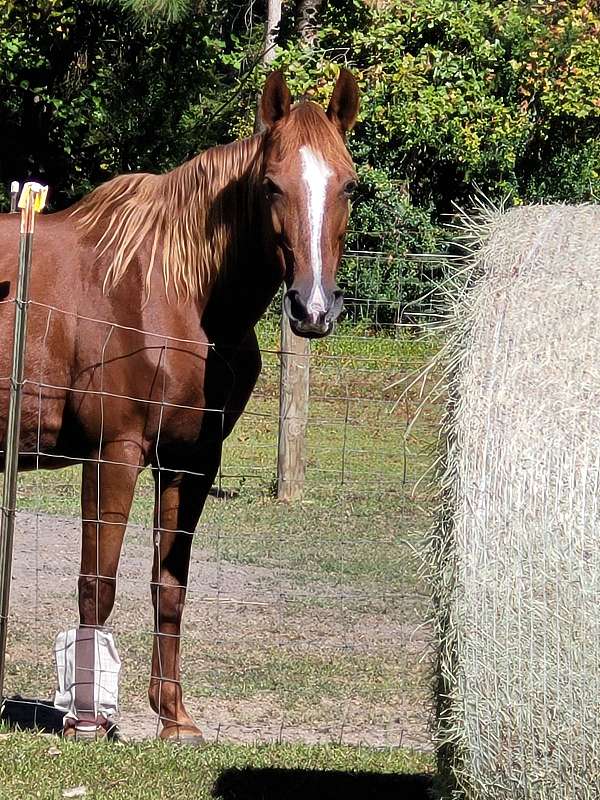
[0,237,440,748]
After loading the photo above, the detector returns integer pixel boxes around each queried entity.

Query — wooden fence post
[277,307,310,501]
[274,0,322,502]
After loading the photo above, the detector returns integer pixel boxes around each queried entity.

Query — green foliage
[268,0,600,315]
[274,0,600,209]
[97,0,199,24]
[0,0,598,318]
[340,165,442,323]
[0,0,256,207]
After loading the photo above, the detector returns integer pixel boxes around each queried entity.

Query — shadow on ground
[1,696,64,733]
[212,767,434,799]
[0,695,123,740]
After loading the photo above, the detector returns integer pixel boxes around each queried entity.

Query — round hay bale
[432,204,600,799]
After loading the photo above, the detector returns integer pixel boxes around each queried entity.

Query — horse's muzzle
[283,289,344,339]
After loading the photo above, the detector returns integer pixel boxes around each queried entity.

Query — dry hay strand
[430,203,600,799]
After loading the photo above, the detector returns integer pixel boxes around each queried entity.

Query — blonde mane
[74,101,353,303]
[73,136,263,301]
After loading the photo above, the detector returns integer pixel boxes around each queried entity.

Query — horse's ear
[261,71,292,128]
[326,68,359,137]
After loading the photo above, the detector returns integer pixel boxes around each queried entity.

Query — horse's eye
[343,180,358,197]
[263,178,282,199]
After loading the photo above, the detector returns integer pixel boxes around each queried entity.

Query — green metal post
[0,184,43,697]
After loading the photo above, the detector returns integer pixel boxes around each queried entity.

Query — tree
[95,0,200,24]
[1,0,598,319]
[254,0,282,132]
[0,0,254,208]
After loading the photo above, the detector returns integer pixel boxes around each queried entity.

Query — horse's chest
[155,359,208,442]
[70,320,209,447]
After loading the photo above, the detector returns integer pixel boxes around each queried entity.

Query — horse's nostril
[285,288,343,330]
[308,311,326,328]
[326,290,344,323]
[284,290,308,323]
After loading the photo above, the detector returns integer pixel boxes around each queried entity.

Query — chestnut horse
[0,70,358,742]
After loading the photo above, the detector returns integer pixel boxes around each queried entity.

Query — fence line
[0,227,440,747]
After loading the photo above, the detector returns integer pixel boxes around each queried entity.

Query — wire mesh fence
[0,231,441,748]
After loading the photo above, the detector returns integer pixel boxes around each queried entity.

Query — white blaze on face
[299,145,333,319]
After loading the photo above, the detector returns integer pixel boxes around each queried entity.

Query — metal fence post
[9,182,19,214]
[0,182,47,697]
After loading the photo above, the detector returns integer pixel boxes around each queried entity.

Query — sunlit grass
[3,322,441,767]
[0,734,434,800]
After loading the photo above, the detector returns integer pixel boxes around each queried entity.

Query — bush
[275,0,600,209]
[271,0,600,319]
[340,165,442,325]
[0,0,598,321]
[0,0,253,207]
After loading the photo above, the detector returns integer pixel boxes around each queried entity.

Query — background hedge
[1,0,598,319]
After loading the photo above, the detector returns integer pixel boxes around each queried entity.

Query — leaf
[62,788,87,798]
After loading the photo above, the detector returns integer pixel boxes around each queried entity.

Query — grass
[117,636,428,717]
[11,320,440,603]
[1,320,443,794]
[0,734,434,800]
[13,476,432,607]
[14,322,438,518]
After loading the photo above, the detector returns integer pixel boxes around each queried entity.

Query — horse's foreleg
[149,451,220,742]
[149,333,260,741]
[63,442,142,737]
[78,442,142,626]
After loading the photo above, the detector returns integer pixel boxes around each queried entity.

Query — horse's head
[259,69,359,338]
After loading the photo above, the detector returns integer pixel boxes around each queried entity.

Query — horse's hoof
[63,724,108,743]
[63,719,123,743]
[160,726,205,746]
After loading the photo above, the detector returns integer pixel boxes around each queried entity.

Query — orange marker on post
[18,181,48,232]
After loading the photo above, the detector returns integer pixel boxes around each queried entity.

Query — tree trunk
[254,0,282,133]
[264,0,282,65]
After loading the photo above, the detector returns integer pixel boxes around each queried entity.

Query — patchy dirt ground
[5,510,433,749]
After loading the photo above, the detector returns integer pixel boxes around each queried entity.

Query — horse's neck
[179,133,281,342]
[201,213,281,346]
